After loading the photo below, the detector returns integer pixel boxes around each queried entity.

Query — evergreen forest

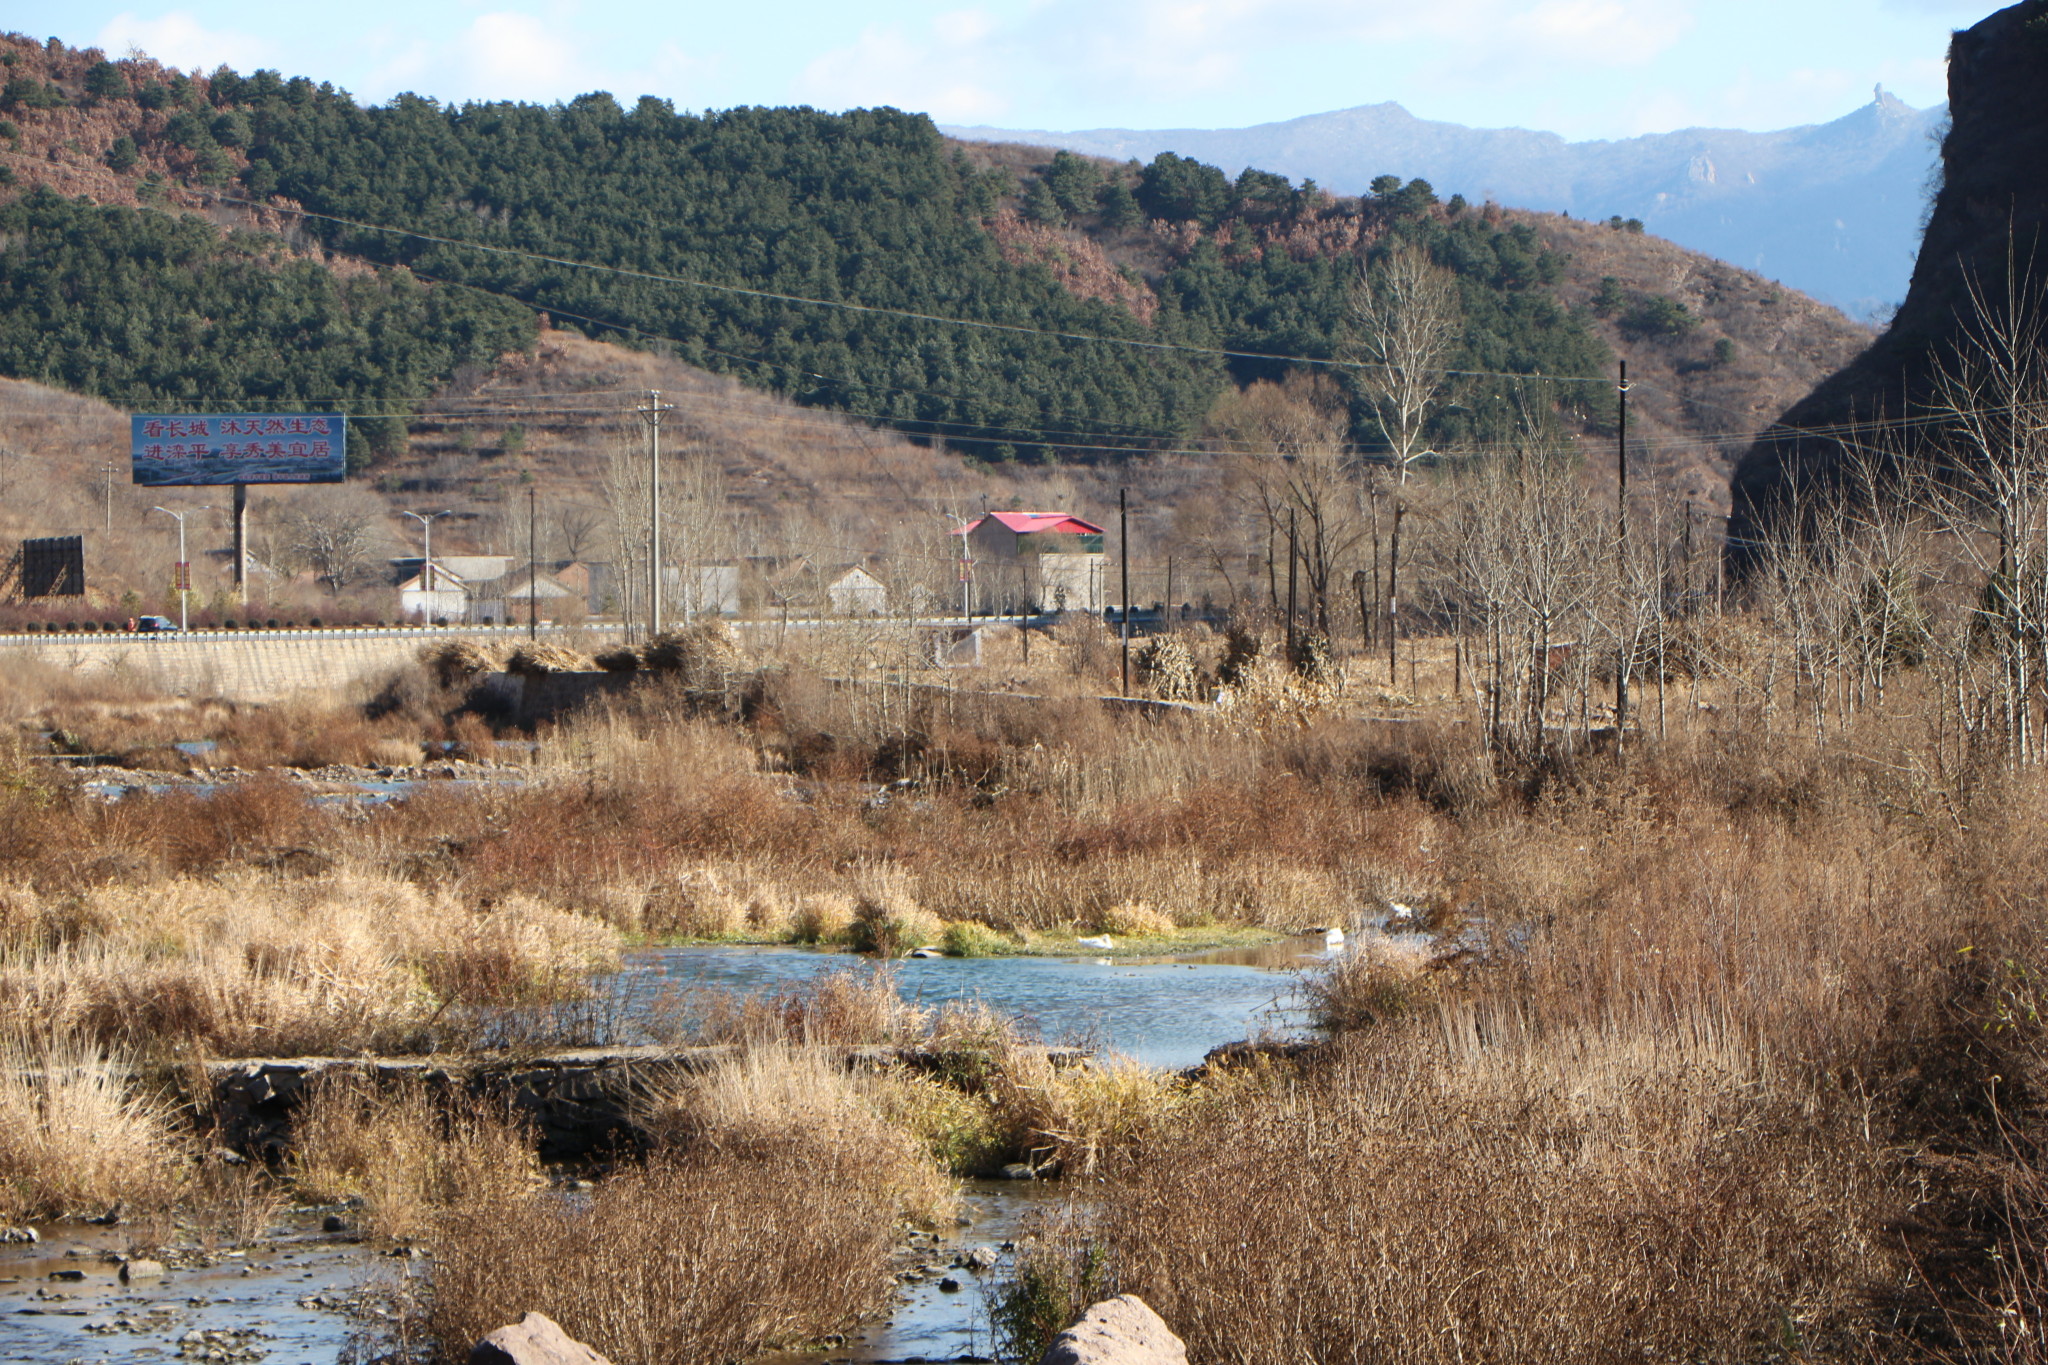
[0,59,1618,460]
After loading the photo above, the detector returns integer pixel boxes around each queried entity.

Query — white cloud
[95,10,276,73]
[794,0,1699,127]
[1502,0,1693,66]
[466,12,569,94]
[796,21,1009,120]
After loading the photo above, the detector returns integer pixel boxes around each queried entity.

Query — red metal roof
[955,511,1106,536]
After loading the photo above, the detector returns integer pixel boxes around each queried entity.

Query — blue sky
[10,0,2000,140]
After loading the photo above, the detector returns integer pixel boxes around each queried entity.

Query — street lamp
[151,504,210,632]
[402,510,451,621]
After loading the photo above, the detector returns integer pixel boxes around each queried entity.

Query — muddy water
[0,1213,380,1365]
[601,938,1331,1069]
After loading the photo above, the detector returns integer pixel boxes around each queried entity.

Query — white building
[955,512,1107,614]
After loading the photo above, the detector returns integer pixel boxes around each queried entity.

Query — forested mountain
[949,89,1945,323]
[0,30,1868,494]
[0,189,533,463]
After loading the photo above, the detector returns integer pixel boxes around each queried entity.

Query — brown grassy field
[3,563,2048,1362]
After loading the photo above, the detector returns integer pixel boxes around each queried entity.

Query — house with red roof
[955,511,1107,614]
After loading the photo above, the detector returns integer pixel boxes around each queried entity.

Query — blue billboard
[131,413,347,486]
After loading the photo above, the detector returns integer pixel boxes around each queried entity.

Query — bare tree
[1922,255,2048,765]
[1347,243,1462,486]
[279,485,389,592]
[551,503,604,562]
[1210,376,1369,640]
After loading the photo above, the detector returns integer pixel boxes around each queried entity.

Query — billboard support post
[232,484,248,605]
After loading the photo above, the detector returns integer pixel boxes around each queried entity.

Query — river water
[599,937,1328,1069]
[4,940,1333,1363]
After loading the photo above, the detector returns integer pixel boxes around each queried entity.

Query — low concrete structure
[204,1044,1091,1164]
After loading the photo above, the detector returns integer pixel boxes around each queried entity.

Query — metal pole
[1387,501,1403,683]
[528,484,538,640]
[151,506,205,631]
[1119,487,1131,697]
[650,390,662,637]
[637,390,671,638]
[1616,359,1631,739]
[403,511,449,621]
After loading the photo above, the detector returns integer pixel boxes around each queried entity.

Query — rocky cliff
[1728,1,2048,553]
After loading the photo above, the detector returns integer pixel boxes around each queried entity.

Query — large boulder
[469,1312,613,1365]
[1037,1294,1188,1365]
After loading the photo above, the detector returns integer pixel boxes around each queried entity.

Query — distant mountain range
[947,90,1945,322]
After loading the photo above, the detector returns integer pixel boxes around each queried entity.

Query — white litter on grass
[1076,935,1115,950]
[1387,903,1417,924]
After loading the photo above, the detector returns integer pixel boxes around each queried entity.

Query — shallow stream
[598,936,1328,1069]
[4,939,1334,1363]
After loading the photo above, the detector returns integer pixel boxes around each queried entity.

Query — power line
[215,192,1622,388]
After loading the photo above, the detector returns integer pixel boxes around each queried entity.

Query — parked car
[134,615,179,633]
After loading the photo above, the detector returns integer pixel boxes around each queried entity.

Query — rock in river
[470,1311,613,1365]
[1037,1295,1187,1365]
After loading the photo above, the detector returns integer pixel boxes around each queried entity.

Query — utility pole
[151,504,208,632]
[636,389,673,639]
[1386,500,1404,683]
[1616,359,1631,740]
[102,462,114,537]
[1119,487,1131,697]
[402,510,450,619]
[528,484,539,640]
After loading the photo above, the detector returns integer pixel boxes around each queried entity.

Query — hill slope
[0,32,1866,519]
[947,91,1945,322]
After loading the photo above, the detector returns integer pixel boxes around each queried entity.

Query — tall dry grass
[644,1043,956,1224]
[0,871,618,1055]
[0,1026,182,1222]
[419,1112,921,1365]
[289,1070,538,1240]
[1078,1016,1891,1365]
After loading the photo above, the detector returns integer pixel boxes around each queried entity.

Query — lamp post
[403,510,451,622]
[151,504,210,632]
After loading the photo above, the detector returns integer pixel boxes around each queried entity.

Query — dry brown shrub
[689,964,929,1046]
[791,892,856,943]
[1093,901,1177,937]
[641,620,749,683]
[420,1138,908,1365]
[1099,1020,1894,1365]
[0,1026,182,1222]
[0,873,616,1055]
[421,640,501,689]
[848,877,943,957]
[503,641,596,676]
[644,1043,955,1224]
[289,1070,538,1241]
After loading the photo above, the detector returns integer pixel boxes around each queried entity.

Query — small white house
[397,563,474,622]
[827,565,889,615]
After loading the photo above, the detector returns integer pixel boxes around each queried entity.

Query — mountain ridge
[946,93,1946,321]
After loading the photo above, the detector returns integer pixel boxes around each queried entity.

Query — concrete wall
[0,627,620,703]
